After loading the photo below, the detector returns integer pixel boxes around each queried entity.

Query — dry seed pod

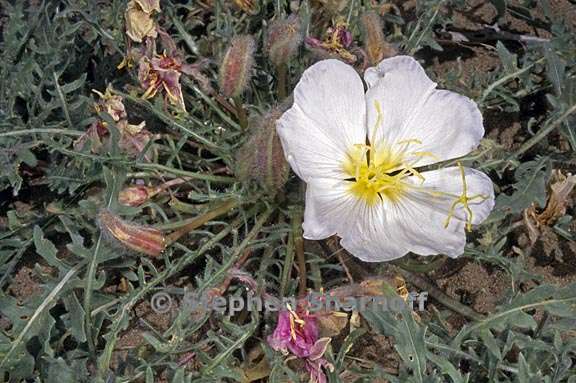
[360,11,397,66]
[265,15,303,67]
[98,210,166,257]
[219,35,256,98]
[236,108,290,194]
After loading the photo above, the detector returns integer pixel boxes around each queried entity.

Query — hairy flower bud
[265,15,302,67]
[219,35,256,98]
[98,210,166,257]
[236,108,290,194]
[360,11,397,66]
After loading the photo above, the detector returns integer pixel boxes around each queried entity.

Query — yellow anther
[443,162,489,231]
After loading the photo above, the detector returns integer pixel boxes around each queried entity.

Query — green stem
[280,221,295,297]
[97,214,246,376]
[84,232,104,357]
[135,163,236,183]
[478,58,545,106]
[166,199,238,243]
[0,128,84,138]
[291,208,306,297]
[53,72,74,130]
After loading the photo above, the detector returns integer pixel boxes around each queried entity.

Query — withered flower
[134,0,160,13]
[74,88,154,159]
[93,85,127,121]
[139,54,187,111]
[117,120,152,158]
[125,0,160,43]
[305,20,356,63]
[98,210,166,257]
[137,30,208,111]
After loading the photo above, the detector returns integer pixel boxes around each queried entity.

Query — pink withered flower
[268,307,333,383]
[139,54,187,111]
[74,87,154,160]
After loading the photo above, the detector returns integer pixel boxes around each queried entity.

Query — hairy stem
[234,96,248,130]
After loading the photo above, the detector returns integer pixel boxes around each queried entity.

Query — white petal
[364,56,483,166]
[337,167,494,261]
[302,178,358,240]
[364,55,434,89]
[276,59,366,182]
[339,200,413,262]
[399,167,495,257]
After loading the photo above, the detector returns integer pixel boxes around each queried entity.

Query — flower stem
[280,218,295,297]
[291,207,307,297]
[277,63,288,100]
[234,96,248,130]
[0,128,84,138]
[166,199,238,244]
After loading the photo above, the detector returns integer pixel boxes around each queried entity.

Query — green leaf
[33,225,67,270]
[363,309,428,382]
[543,44,566,96]
[495,157,551,215]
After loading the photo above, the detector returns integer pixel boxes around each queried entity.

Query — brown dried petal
[125,0,158,43]
[135,0,160,13]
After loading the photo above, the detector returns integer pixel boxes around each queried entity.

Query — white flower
[276,56,495,262]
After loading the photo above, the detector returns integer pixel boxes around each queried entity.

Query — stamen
[443,162,489,231]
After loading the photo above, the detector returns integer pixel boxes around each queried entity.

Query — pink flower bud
[219,35,256,98]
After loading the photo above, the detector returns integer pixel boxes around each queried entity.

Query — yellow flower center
[342,101,489,231]
[343,141,410,205]
[343,101,429,206]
